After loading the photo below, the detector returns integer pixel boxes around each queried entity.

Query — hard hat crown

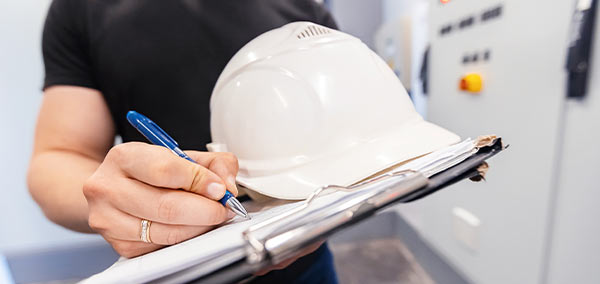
[209,22,459,199]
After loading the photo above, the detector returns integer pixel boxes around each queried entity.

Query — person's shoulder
[43,0,98,90]
[46,0,91,32]
[48,0,88,16]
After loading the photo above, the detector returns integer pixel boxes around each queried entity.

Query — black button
[459,16,475,29]
[482,5,502,22]
[440,24,453,35]
[463,55,471,64]
[483,50,491,61]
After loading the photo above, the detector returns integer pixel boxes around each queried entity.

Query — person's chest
[87,1,290,98]
[82,1,304,147]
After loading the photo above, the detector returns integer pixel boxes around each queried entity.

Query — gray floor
[331,238,435,284]
[329,211,470,284]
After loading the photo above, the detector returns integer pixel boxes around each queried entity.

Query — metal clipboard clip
[241,169,429,266]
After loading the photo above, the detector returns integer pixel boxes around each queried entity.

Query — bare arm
[28,86,115,232]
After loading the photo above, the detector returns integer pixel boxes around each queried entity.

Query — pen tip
[226,197,250,219]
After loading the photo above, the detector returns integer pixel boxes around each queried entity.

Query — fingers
[96,208,215,246]
[89,175,232,226]
[107,143,228,200]
[85,142,243,258]
[185,151,239,196]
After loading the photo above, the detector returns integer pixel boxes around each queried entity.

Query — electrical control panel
[400,1,598,284]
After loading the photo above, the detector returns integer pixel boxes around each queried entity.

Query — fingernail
[227,210,236,219]
[207,183,226,200]
[227,176,238,194]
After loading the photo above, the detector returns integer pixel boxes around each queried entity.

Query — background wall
[0,0,102,255]
[328,0,383,49]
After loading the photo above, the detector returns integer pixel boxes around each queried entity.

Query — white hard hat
[208,22,459,200]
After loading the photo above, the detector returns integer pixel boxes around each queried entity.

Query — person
[27,0,338,282]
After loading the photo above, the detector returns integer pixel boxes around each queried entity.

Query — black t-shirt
[42,0,337,150]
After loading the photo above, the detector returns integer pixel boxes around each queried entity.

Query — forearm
[28,149,102,233]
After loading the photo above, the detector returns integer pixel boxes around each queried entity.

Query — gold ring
[140,219,152,243]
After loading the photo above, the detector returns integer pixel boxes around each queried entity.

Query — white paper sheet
[398,138,477,176]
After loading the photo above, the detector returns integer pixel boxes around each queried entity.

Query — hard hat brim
[236,119,461,200]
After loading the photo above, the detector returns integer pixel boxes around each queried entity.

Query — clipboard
[145,138,505,284]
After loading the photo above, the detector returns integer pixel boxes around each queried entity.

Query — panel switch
[459,73,483,93]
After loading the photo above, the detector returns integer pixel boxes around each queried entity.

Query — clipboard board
[146,138,505,284]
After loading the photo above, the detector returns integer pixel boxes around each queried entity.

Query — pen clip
[147,119,179,147]
[127,111,179,148]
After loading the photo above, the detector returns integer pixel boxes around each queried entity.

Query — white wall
[380,0,430,118]
[0,0,101,254]
[328,0,383,49]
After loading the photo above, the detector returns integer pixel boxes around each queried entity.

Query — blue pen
[126,110,249,219]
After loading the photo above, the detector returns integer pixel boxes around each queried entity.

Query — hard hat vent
[296,25,331,39]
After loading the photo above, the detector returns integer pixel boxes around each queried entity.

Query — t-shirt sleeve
[42,0,97,90]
